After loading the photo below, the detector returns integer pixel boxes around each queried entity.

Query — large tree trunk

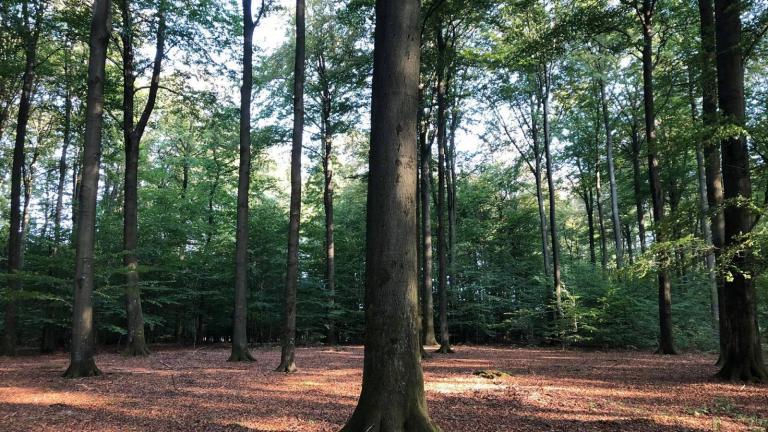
[3,1,42,356]
[276,0,304,373]
[630,118,647,253]
[419,94,438,347]
[230,0,257,362]
[339,0,439,426]
[63,0,110,378]
[698,0,727,364]
[120,0,166,356]
[600,79,623,268]
[714,0,767,382]
[541,68,562,321]
[435,24,452,355]
[640,1,675,354]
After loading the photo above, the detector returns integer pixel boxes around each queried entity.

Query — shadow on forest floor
[0,345,766,431]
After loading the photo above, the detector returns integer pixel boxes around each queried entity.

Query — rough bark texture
[435,24,452,355]
[600,79,623,268]
[714,0,767,382]
[277,0,305,373]
[63,0,110,378]
[119,0,166,357]
[3,1,42,357]
[339,0,439,427]
[230,0,257,363]
[640,1,676,354]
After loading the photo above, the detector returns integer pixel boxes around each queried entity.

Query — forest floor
[0,345,767,431]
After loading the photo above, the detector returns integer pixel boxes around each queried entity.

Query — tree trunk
[435,24,452,355]
[120,0,166,356]
[531,105,552,275]
[319,56,336,346]
[54,53,72,254]
[600,79,623,268]
[63,0,110,378]
[339,0,439,425]
[714,0,767,382]
[420,94,437,347]
[630,118,647,253]
[698,0,727,364]
[595,156,608,270]
[640,2,675,354]
[688,67,719,328]
[230,0,256,362]
[3,1,42,356]
[276,0,305,373]
[541,68,562,322]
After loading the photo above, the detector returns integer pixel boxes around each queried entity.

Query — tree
[634,0,676,354]
[230,0,265,363]
[339,0,440,426]
[3,0,44,356]
[276,0,305,373]
[63,0,110,378]
[118,0,167,356]
[714,0,768,382]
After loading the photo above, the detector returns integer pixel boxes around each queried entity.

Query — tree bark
[230,0,257,362]
[541,68,562,322]
[63,0,110,378]
[276,0,305,373]
[54,52,73,254]
[119,0,166,356]
[435,24,452,355]
[714,0,767,382]
[600,79,623,268]
[531,102,552,275]
[640,1,676,354]
[698,0,727,364]
[3,1,42,356]
[318,53,336,346]
[630,118,647,253]
[339,0,439,426]
[419,92,438,347]
[595,153,608,270]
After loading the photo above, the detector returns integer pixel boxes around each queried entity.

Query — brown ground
[0,345,766,431]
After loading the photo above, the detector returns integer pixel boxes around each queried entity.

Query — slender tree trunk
[230,0,256,362]
[120,0,166,356]
[630,119,647,253]
[339,0,438,425]
[419,95,438,347]
[319,59,336,346]
[625,223,634,264]
[698,0,727,364]
[63,0,110,378]
[583,185,597,265]
[600,79,623,268]
[277,0,305,373]
[3,1,42,356]
[595,157,608,270]
[541,68,562,321]
[54,55,73,254]
[714,0,767,382]
[531,107,552,275]
[435,24,452,355]
[640,2,676,354]
[688,67,719,328]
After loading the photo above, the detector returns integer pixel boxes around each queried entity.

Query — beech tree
[63,0,110,378]
[276,0,305,373]
[340,0,440,426]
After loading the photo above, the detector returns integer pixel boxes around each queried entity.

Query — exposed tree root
[340,407,441,432]
[227,345,255,362]
[274,360,298,373]
[716,361,768,383]
[124,342,151,357]
[435,344,454,354]
[62,359,102,378]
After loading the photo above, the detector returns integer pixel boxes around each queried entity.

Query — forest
[0,0,767,430]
